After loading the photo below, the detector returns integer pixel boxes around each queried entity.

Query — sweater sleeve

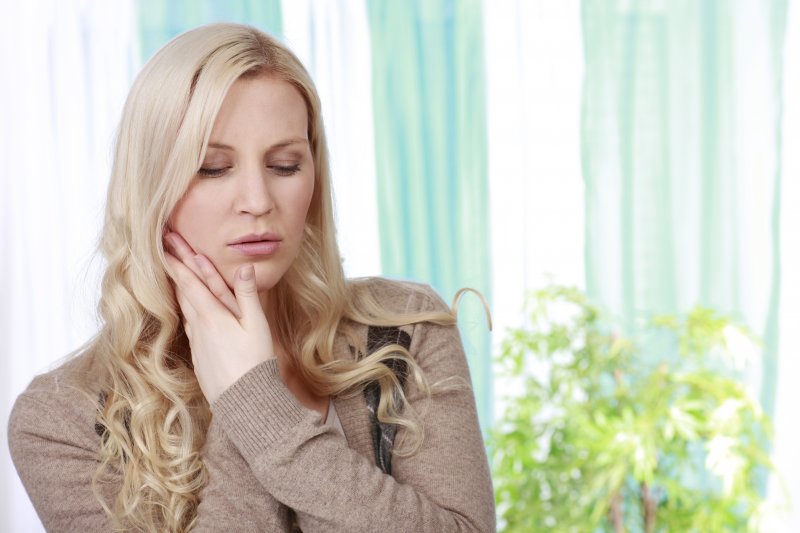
[194,417,293,532]
[7,375,292,532]
[8,384,116,532]
[211,284,496,532]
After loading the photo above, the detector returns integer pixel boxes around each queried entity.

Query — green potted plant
[490,285,776,532]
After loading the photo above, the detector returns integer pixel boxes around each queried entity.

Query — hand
[164,232,275,403]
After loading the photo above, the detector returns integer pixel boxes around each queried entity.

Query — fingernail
[239,264,254,281]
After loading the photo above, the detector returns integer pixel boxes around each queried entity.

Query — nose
[235,164,274,216]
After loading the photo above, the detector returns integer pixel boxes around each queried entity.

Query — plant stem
[641,481,656,533]
[609,490,624,533]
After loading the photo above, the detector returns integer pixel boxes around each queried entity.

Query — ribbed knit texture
[213,359,309,460]
[8,278,496,532]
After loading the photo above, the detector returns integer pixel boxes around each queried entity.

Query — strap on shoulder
[362,326,411,475]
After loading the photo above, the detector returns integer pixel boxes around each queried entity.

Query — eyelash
[271,164,301,176]
[197,164,302,178]
[198,167,229,178]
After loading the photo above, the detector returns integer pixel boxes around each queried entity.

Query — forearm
[194,419,292,532]
[212,358,495,532]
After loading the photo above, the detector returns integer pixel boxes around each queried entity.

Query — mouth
[228,232,282,256]
[230,232,281,245]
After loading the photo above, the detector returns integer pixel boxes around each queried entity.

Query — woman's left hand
[164,231,276,403]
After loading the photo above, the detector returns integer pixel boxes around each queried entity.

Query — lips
[228,232,282,256]
[230,232,281,245]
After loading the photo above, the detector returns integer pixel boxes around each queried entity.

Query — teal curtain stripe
[366,0,492,429]
[761,0,789,424]
[581,0,786,421]
[137,0,283,62]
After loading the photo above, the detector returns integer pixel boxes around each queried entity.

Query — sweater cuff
[211,359,311,461]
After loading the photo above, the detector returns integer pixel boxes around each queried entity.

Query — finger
[164,231,205,281]
[233,264,266,326]
[193,254,242,318]
[163,248,193,286]
[174,282,198,323]
[164,231,196,258]
[165,253,199,321]
[165,251,231,321]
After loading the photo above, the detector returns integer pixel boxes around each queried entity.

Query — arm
[194,418,293,532]
[8,389,115,532]
[211,286,496,532]
[8,379,292,532]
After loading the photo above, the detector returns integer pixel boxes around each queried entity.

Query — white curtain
[0,1,137,531]
[483,0,585,415]
[281,0,382,278]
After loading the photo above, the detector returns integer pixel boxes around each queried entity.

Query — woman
[8,23,494,532]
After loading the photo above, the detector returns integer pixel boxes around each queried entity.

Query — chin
[253,263,288,293]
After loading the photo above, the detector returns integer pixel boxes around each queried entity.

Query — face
[168,74,315,293]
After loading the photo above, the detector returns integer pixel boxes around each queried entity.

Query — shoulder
[345,277,462,366]
[11,348,106,409]
[347,276,450,314]
[7,350,118,531]
[8,349,105,456]
[336,277,454,364]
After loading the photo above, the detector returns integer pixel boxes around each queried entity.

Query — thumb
[233,264,264,323]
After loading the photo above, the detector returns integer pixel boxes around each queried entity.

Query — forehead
[209,75,309,144]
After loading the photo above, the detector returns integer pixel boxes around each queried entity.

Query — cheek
[169,199,197,239]
[168,189,215,250]
[295,174,316,223]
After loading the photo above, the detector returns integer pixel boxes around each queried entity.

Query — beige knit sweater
[8,278,495,532]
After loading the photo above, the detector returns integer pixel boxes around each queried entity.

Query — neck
[259,289,288,361]
[259,290,270,320]
[259,289,329,414]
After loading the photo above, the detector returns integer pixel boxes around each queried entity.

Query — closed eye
[270,164,301,176]
[198,167,230,178]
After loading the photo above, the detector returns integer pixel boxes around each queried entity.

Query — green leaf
[490,285,773,532]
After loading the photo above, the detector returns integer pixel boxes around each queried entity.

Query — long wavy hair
[86,23,460,531]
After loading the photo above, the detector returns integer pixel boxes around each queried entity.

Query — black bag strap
[362,325,411,475]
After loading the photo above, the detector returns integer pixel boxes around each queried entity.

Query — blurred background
[0,0,797,531]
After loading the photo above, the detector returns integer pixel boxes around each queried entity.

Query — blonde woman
[7,22,494,533]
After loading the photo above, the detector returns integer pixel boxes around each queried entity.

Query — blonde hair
[88,23,459,531]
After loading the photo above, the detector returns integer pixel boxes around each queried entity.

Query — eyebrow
[207,138,309,151]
